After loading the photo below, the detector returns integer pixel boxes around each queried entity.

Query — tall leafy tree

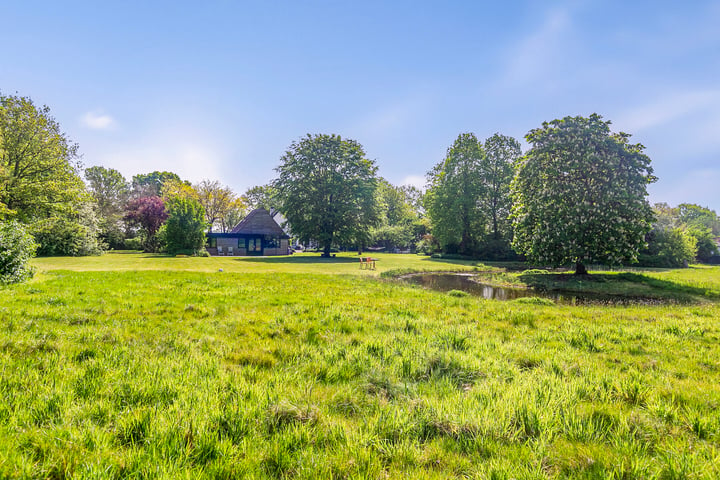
[511,114,656,274]
[164,196,207,254]
[273,134,380,257]
[242,184,277,212]
[482,133,521,242]
[85,166,130,248]
[371,179,418,251]
[195,179,246,232]
[0,94,85,221]
[425,133,486,255]
[677,203,720,235]
[131,171,183,197]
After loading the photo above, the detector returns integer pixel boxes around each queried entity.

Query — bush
[0,220,37,284]
[30,216,103,256]
[124,237,144,250]
[687,227,719,263]
[638,227,696,268]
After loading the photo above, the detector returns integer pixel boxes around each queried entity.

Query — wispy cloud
[350,92,431,140]
[501,7,573,87]
[81,111,115,130]
[614,90,720,132]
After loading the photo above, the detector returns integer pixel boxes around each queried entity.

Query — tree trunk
[574,261,588,275]
[322,243,332,257]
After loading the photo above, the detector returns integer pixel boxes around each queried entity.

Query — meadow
[1,252,719,479]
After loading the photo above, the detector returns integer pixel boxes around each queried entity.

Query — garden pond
[400,273,667,305]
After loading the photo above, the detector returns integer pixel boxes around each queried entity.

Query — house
[206,208,290,256]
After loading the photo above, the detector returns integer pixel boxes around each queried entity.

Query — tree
[85,166,130,248]
[511,114,656,275]
[273,134,380,257]
[0,94,86,221]
[0,220,36,284]
[425,133,486,255]
[677,203,720,235]
[195,179,246,232]
[652,202,681,230]
[639,227,696,268]
[164,196,207,254]
[371,179,419,251]
[687,227,718,263]
[242,184,277,212]
[124,196,168,252]
[482,133,521,243]
[131,171,182,197]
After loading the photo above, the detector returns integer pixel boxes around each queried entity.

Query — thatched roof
[230,208,287,236]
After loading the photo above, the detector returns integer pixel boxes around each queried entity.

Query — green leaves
[0,220,36,283]
[511,114,656,272]
[0,94,85,222]
[273,134,379,255]
[164,196,207,255]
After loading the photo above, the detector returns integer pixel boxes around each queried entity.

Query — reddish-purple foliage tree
[124,196,168,252]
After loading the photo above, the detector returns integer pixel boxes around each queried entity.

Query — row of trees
[3,92,718,282]
[424,133,520,258]
[0,93,281,277]
[269,117,717,273]
[84,167,251,252]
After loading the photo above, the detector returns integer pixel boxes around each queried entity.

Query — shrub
[687,227,718,263]
[0,220,37,284]
[30,216,103,256]
[124,237,144,250]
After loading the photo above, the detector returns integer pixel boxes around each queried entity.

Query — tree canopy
[482,133,521,243]
[511,114,656,274]
[195,179,245,233]
[85,166,130,248]
[124,196,168,252]
[131,171,183,197]
[425,133,486,255]
[164,196,207,254]
[0,94,85,221]
[242,184,278,213]
[273,134,379,256]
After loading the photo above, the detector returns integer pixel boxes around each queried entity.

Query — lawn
[1,252,719,478]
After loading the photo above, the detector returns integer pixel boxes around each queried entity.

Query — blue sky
[2,1,719,211]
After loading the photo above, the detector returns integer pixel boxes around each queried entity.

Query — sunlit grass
[0,253,718,478]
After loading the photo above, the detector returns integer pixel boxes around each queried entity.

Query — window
[264,235,278,248]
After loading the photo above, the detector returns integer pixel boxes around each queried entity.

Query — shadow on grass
[518,271,719,302]
[420,257,487,267]
[234,255,359,264]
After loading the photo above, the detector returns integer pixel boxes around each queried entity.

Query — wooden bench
[359,257,377,270]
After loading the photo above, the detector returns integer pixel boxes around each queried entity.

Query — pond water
[400,273,659,305]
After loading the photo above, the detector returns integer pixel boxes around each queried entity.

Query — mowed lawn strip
[0,255,719,478]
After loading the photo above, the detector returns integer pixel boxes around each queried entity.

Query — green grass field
[1,252,719,478]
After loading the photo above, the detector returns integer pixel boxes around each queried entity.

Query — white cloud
[400,175,426,190]
[81,111,115,130]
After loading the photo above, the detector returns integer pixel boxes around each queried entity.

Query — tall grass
[0,255,718,478]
